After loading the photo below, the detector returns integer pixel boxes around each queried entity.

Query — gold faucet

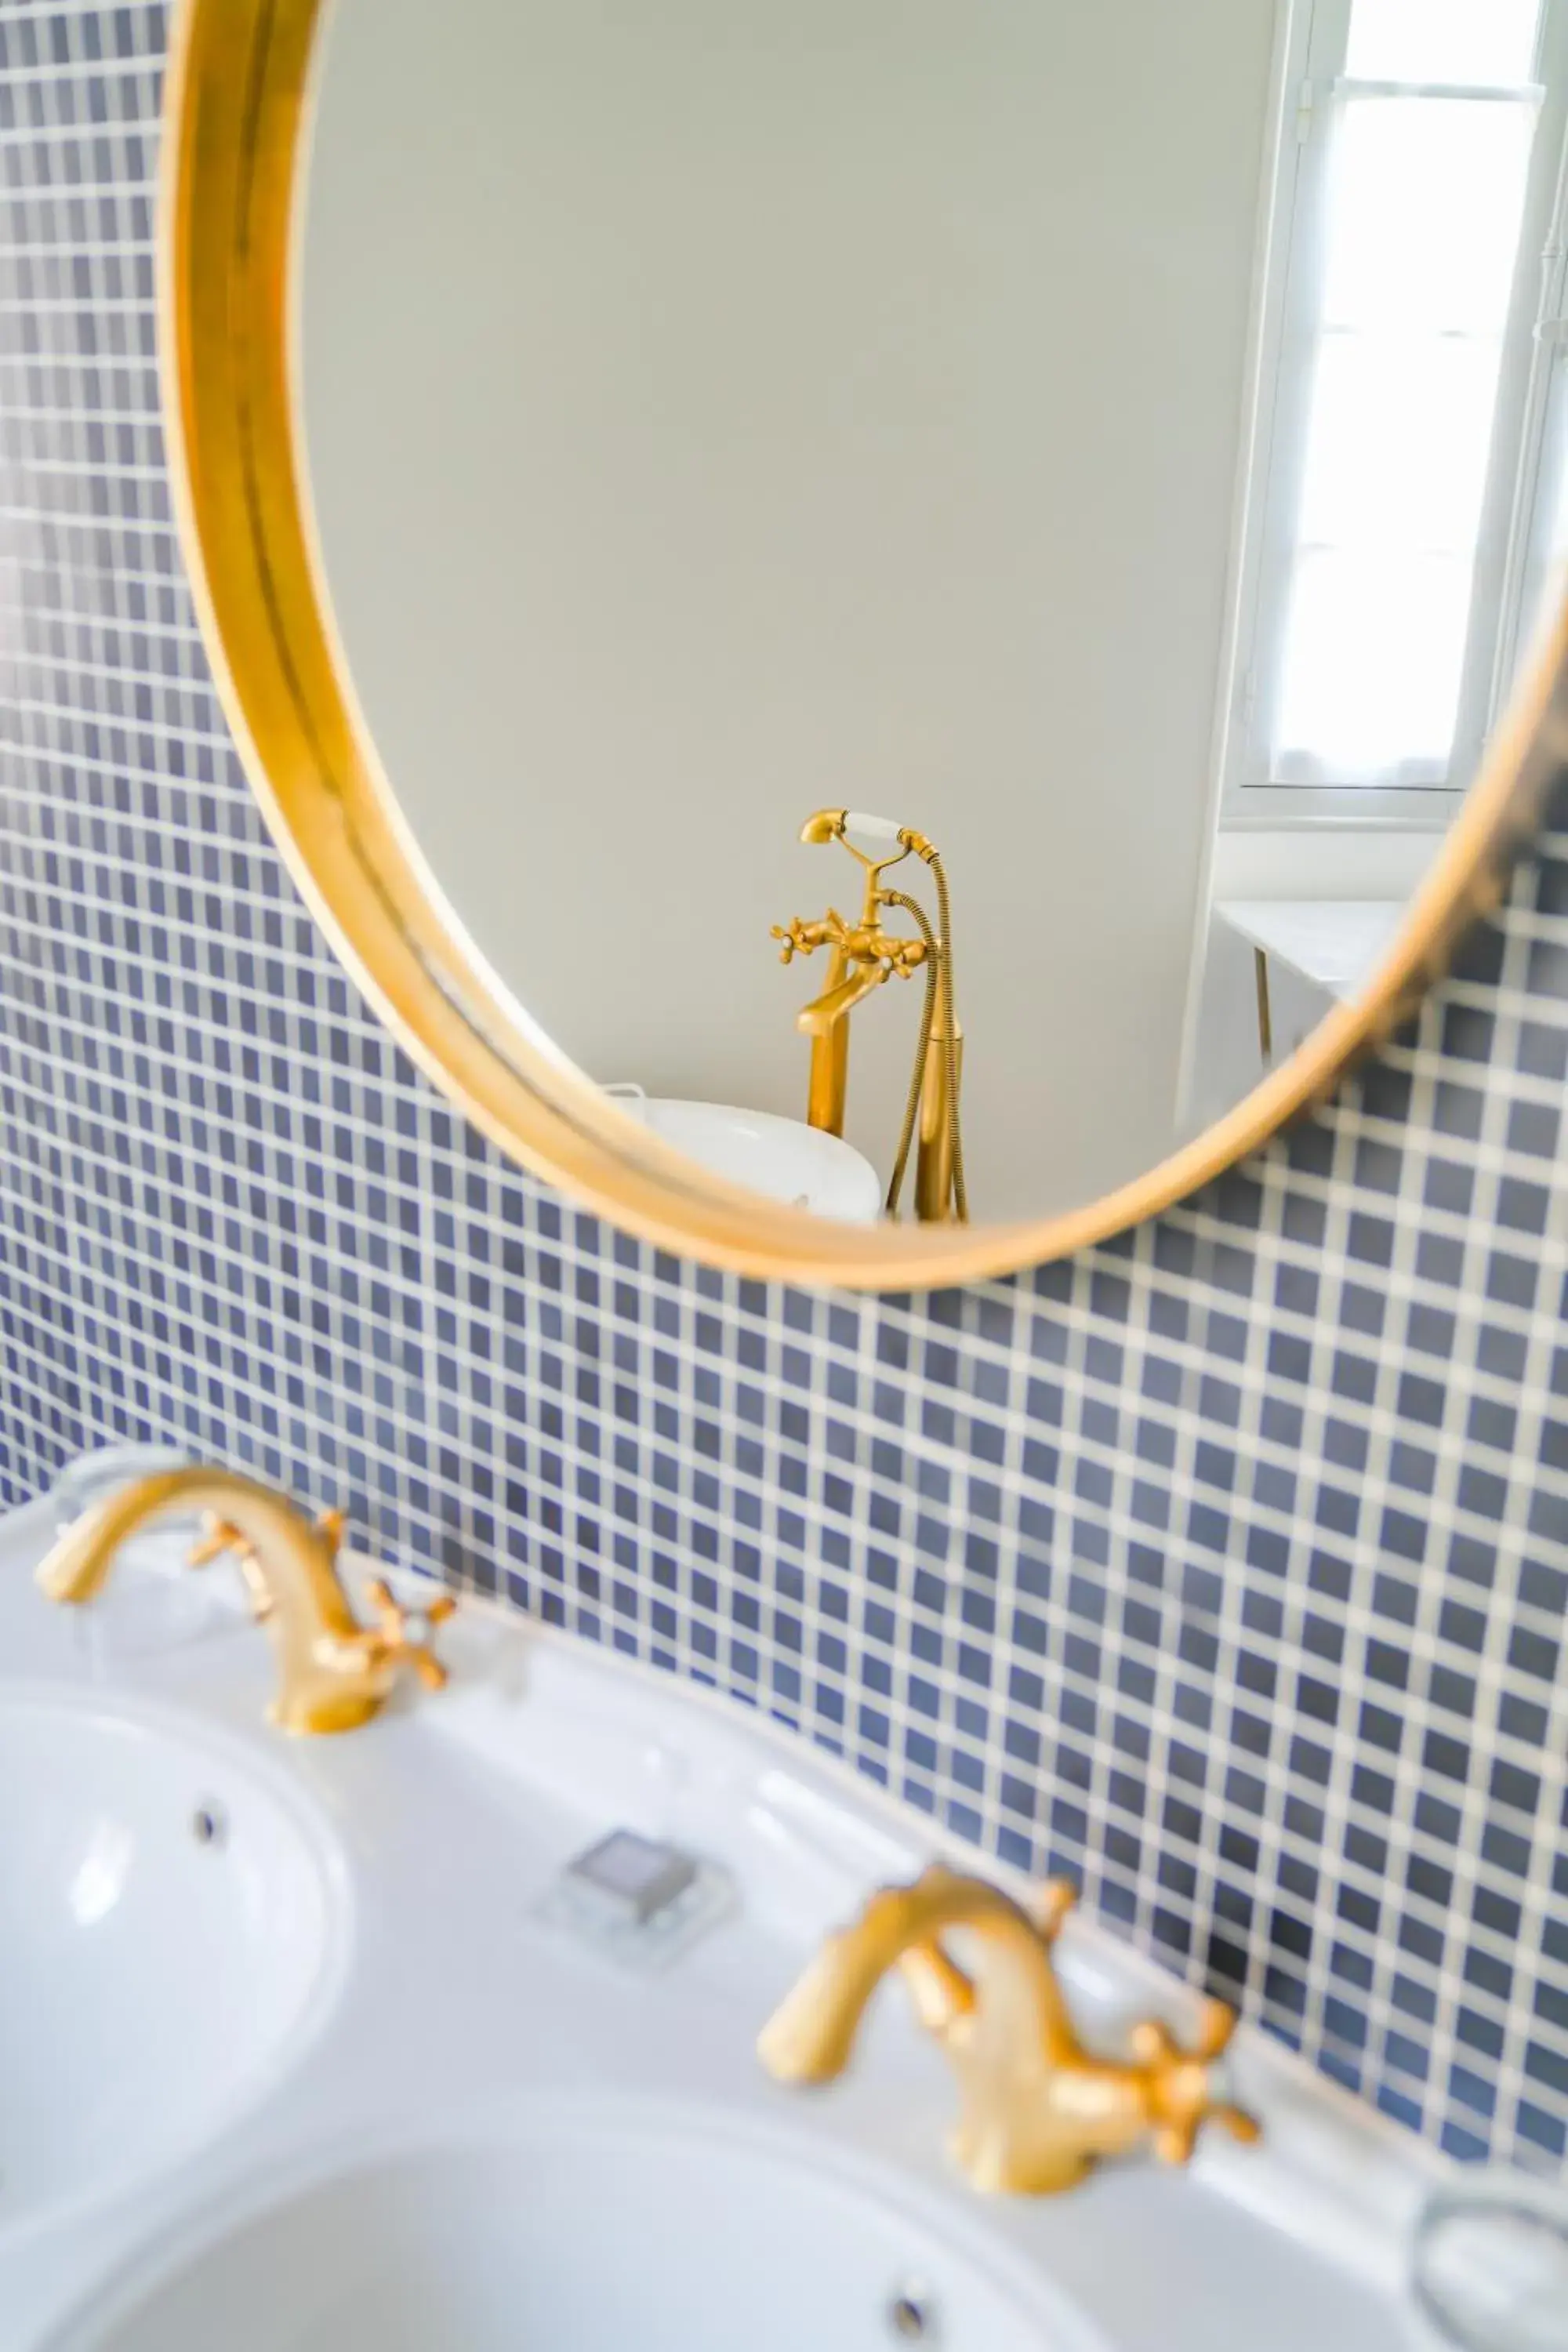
[773,810,966,1221]
[758,1864,1259,2195]
[772,827,928,1139]
[35,1467,455,1736]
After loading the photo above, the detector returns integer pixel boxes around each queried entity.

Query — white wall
[303,0,1278,1220]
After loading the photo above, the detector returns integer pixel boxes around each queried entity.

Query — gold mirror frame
[162,0,1568,1292]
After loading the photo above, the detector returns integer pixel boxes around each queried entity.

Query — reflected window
[1229,0,1568,813]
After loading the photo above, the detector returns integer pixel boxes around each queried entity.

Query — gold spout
[36,1468,454,1736]
[797,958,898,1038]
[759,1865,1259,2195]
[806,942,852,1134]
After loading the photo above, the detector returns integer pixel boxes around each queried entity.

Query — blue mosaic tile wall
[0,0,1565,2174]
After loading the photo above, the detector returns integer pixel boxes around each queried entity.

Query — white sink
[612,1093,884,1221]
[47,2106,1100,2351]
[0,1687,345,2236]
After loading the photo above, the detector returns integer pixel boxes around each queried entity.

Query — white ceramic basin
[49,2107,1100,2351]
[616,1094,884,1221]
[0,1688,344,2234]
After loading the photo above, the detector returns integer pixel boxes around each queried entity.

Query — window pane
[1296,333,1506,554]
[1276,550,1472,781]
[1322,96,1537,335]
[1345,0,1541,87]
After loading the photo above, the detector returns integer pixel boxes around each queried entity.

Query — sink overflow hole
[191,1802,228,1849]
[887,2288,939,2343]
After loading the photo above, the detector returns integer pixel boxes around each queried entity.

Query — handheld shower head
[799,808,931,859]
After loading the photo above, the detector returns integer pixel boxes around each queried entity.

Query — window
[1225,0,1568,819]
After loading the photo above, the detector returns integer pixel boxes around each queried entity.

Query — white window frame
[1220,0,1568,829]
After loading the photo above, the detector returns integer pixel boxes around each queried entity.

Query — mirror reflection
[299,0,1568,1224]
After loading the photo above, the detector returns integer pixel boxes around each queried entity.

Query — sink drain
[191,1801,228,1849]
[886,2285,940,2342]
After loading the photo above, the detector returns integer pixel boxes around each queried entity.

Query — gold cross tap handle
[361,1576,457,1691]
[1128,1998,1262,2167]
[191,1505,349,1624]
[187,1505,340,1618]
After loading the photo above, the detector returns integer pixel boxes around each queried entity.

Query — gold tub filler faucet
[35,1466,455,1735]
[772,810,966,1223]
[759,1865,1260,2195]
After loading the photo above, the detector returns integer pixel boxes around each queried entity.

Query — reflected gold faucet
[772,812,928,1138]
[35,1467,454,1735]
[758,1864,1259,2195]
[773,810,966,1221]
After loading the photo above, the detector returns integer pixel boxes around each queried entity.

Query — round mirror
[162,0,1568,1286]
